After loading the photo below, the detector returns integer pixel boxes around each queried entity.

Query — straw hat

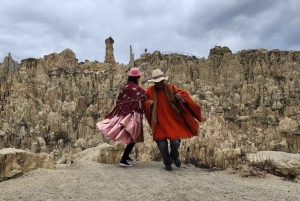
[148,69,169,82]
[127,67,142,76]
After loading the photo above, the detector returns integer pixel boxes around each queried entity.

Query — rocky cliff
[1,46,300,169]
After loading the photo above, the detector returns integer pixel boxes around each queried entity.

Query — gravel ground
[0,161,299,201]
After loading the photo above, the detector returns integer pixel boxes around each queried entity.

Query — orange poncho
[143,84,204,141]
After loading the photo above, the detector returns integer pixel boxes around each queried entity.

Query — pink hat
[127,67,143,76]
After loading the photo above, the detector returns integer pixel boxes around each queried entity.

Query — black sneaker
[119,159,132,167]
[173,158,181,168]
[126,157,134,162]
[165,164,173,171]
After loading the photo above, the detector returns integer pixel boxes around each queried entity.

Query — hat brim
[127,72,143,76]
[148,76,169,82]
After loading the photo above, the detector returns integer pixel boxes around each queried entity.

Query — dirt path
[0,161,299,201]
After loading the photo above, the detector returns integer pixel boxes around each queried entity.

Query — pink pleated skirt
[96,111,144,145]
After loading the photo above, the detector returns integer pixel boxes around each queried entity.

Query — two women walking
[96,67,204,171]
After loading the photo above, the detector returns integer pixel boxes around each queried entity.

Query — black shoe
[126,157,134,162]
[165,164,173,171]
[119,159,132,167]
[174,159,181,168]
[172,158,181,168]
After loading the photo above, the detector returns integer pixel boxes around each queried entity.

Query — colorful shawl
[143,83,204,140]
[105,82,148,119]
[151,83,181,133]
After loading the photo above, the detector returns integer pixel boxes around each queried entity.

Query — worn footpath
[0,161,300,201]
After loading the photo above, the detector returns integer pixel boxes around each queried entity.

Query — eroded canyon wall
[1,46,300,168]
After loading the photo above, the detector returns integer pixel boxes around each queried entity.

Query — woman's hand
[174,94,184,102]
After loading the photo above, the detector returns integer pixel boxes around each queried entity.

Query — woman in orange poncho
[143,69,204,171]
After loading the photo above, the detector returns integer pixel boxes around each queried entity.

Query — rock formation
[129,45,134,67]
[0,148,55,181]
[0,53,19,82]
[248,151,300,181]
[0,40,300,181]
[104,36,116,65]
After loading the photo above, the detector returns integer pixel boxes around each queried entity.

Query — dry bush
[231,151,276,178]
[183,147,221,170]
[150,151,162,161]
[184,154,204,168]
[249,158,276,175]
[54,131,71,143]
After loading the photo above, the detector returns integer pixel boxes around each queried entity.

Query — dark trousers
[121,143,135,159]
[156,140,181,165]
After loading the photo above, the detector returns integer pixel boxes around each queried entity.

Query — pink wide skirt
[96,111,144,145]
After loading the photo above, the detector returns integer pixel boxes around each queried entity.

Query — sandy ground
[0,161,299,201]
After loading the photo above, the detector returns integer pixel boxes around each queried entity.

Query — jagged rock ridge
[0,45,300,177]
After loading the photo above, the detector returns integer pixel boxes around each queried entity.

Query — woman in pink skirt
[96,67,149,167]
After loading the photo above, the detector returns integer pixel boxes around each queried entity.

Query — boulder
[73,142,125,164]
[0,148,55,182]
[248,151,300,180]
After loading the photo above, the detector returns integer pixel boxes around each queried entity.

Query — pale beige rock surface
[0,161,300,201]
[0,148,55,181]
[248,151,300,177]
[1,41,300,183]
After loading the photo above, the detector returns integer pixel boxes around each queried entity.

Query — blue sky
[1,0,300,64]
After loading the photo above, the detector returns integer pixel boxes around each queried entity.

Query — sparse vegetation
[230,151,298,181]
[53,131,71,143]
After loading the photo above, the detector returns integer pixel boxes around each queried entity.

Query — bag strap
[172,85,177,95]
[164,84,181,115]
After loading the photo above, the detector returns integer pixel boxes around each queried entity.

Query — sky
[1,0,300,65]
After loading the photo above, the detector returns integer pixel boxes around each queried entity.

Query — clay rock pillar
[129,45,134,67]
[2,52,19,72]
[104,36,116,65]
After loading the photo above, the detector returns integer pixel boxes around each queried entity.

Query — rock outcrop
[0,148,55,181]
[248,151,300,182]
[0,43,300,178]
[0,53,19,82]
[73,142,126,164]
[104,36,116,65]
